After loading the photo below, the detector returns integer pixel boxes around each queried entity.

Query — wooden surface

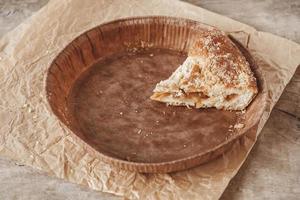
[0,0,299,199]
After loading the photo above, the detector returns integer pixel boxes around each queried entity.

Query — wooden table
[0,0,299,199]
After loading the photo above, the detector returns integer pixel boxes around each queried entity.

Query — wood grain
[0,0,299,199]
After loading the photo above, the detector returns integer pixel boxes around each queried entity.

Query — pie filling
[151,91,238,108]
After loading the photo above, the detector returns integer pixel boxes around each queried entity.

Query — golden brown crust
[151,28,258,110]
[189,29,257,89]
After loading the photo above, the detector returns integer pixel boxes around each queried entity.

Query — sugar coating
[151,29,258,110]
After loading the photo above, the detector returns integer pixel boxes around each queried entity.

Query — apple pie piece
[151,29,257,110]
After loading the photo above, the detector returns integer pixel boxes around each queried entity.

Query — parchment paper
[0,0,299,199]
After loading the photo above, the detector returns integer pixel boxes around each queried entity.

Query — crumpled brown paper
[0,0,299,199]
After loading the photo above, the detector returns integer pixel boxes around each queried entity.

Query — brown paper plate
[46,16,267,173]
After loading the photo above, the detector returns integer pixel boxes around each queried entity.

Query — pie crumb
[234,123,244,129]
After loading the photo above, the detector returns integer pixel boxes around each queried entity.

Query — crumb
[124,42,130,47]
[241,109,246,114]
[137,129,142,134]
[28,108,34,113]
[140,41,146,48]
[163,111,166,115]
[150,132,153,135]
[156,120,159,123]
[234,123,244,129]
[119,112,123,115]
[229,125,233,128]
[183,144,187,148]
[140,60,144,63]
[228,129,233,132]
[15,163,25,167]
[135,110,138,113]
[96,91,101,96]
[149,53,154,57]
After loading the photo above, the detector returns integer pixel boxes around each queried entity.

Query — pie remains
[151,29,257,110]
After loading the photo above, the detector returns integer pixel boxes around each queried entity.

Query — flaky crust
[188,29,257,89]
[151,29,258,110]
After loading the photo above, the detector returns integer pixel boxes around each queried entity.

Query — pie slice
[150,29,258,110]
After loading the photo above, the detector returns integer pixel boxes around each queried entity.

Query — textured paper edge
[0,0,300,199]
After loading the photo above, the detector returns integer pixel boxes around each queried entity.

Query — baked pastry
[151,29,257,110]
